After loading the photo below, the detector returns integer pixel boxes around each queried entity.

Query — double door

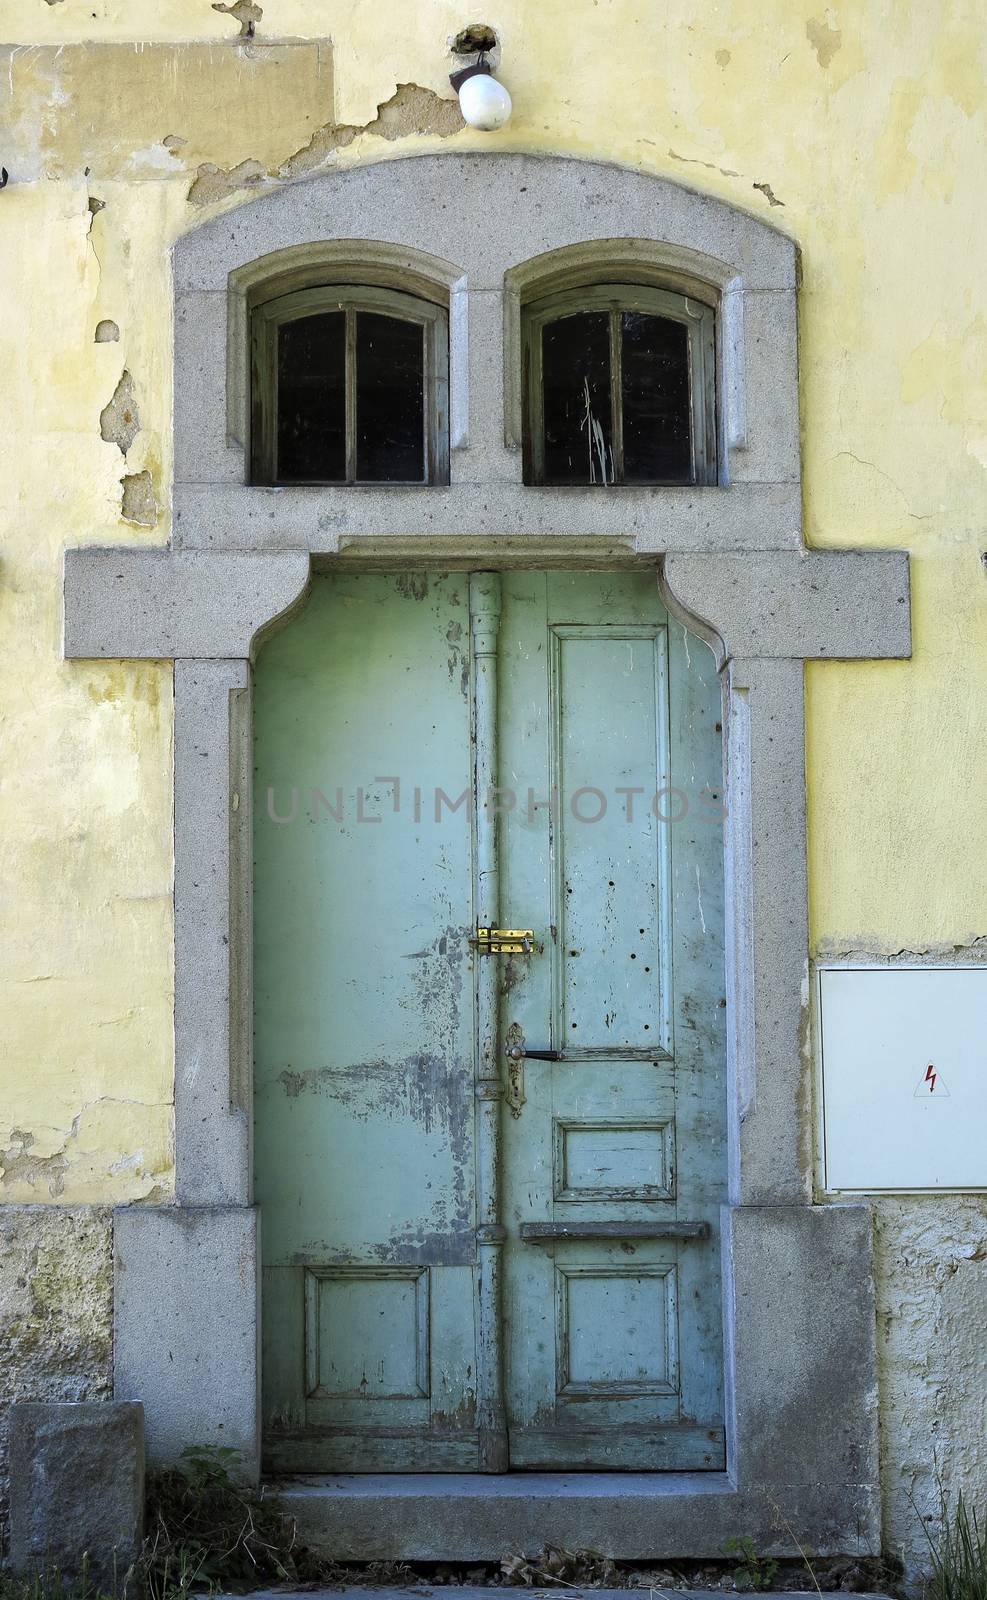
[254,568,726,1471]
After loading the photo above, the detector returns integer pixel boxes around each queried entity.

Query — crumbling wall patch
[99,370,141,456]
[0,1207,113,1556]
[188,82,464,205]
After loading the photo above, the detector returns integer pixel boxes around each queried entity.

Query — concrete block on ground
[8,1401,144,1582]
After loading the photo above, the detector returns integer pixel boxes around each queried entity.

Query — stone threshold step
[270,1475,880,1565]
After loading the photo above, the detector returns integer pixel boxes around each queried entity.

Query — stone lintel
[663,548,911,665]
[64,544,910,663]
[63,547,310,661]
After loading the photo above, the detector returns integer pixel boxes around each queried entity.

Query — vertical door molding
[469,572,510,1472]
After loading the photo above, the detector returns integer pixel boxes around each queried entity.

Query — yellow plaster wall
[1,0,984,1201]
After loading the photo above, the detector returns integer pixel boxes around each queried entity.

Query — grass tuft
[0,1558,119,1600]
[926,1492,987,1600]
[134,1444,339,1599]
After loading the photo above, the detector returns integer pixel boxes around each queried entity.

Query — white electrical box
[817,965,987,1193]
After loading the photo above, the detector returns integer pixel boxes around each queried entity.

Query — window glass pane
[276,312,346,482]
[621,312,692,482]
[541,311,614,485]
[356,312,425,482]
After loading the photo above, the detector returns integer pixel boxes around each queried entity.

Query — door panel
[254,572,479,1471]
[552,623,671,1052]
[254,567,726,1473]
[499,571,726,1470]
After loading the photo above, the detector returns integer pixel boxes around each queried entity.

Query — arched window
[522,285,716,487]
[250,285,449,486]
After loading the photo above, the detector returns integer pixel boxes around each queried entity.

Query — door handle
[504,1023,562,1119]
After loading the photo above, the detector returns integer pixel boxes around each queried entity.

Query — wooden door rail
[519,1221,711,1243]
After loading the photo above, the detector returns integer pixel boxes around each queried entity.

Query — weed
[924,1491,987,1600]
[0,1562,118,1600]
[724,1535,779,1592]
[133,1443,335,1599]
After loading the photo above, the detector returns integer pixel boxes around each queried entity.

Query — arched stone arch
[64,151,909,1559]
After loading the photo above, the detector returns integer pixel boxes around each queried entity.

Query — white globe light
[458,69,512,131]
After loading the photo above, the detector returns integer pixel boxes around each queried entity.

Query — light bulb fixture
[450,54,512,132]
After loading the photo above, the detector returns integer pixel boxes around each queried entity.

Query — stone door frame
[63,152,909,1557]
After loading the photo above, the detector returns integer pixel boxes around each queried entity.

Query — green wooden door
[254,568,726,1473]
[498,571,726,1469]
[254,572,480,1471]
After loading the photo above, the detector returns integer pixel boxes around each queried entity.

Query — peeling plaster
[753,179,785,207]
[188,82,464,204]
[96,369,161,525]
[1,1100,172,1204]
[99,369,140,456]
[212,0,262,39]
[121,469,158,527]
[186,157,266,207]
[0,1131,69,1199]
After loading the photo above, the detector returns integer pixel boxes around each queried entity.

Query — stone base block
[114,1205,260,1474]
[9,1402,144,1581]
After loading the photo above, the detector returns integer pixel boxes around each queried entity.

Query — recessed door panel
[553,624,671,1052]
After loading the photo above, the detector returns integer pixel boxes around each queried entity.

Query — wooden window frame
[250,284,450,487]
[522,284,717,488]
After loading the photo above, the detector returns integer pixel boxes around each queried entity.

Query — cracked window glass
[541,311,614,485]
[528,291,707,487]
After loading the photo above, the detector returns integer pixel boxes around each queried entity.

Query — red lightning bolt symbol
[924,1063,936,1094]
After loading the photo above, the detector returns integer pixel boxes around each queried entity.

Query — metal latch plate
[469,927,534,954]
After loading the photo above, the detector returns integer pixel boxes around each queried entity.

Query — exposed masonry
[187,85,464,205]
[212,0,262,40]
[0,1208,113,1553]
[120,471,157,528]
[98,370,159,528]
[1,1131,69,1198]
[874,1197,987,1589]
[99,371,141,456]
[61,153,912,1561]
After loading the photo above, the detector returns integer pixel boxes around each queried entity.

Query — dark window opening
[276,312,346,483]
[621,312,691,482]
[542,310,613,485]
[356,311,425,483]
[251,286,448,486]
[523,285,716,487]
